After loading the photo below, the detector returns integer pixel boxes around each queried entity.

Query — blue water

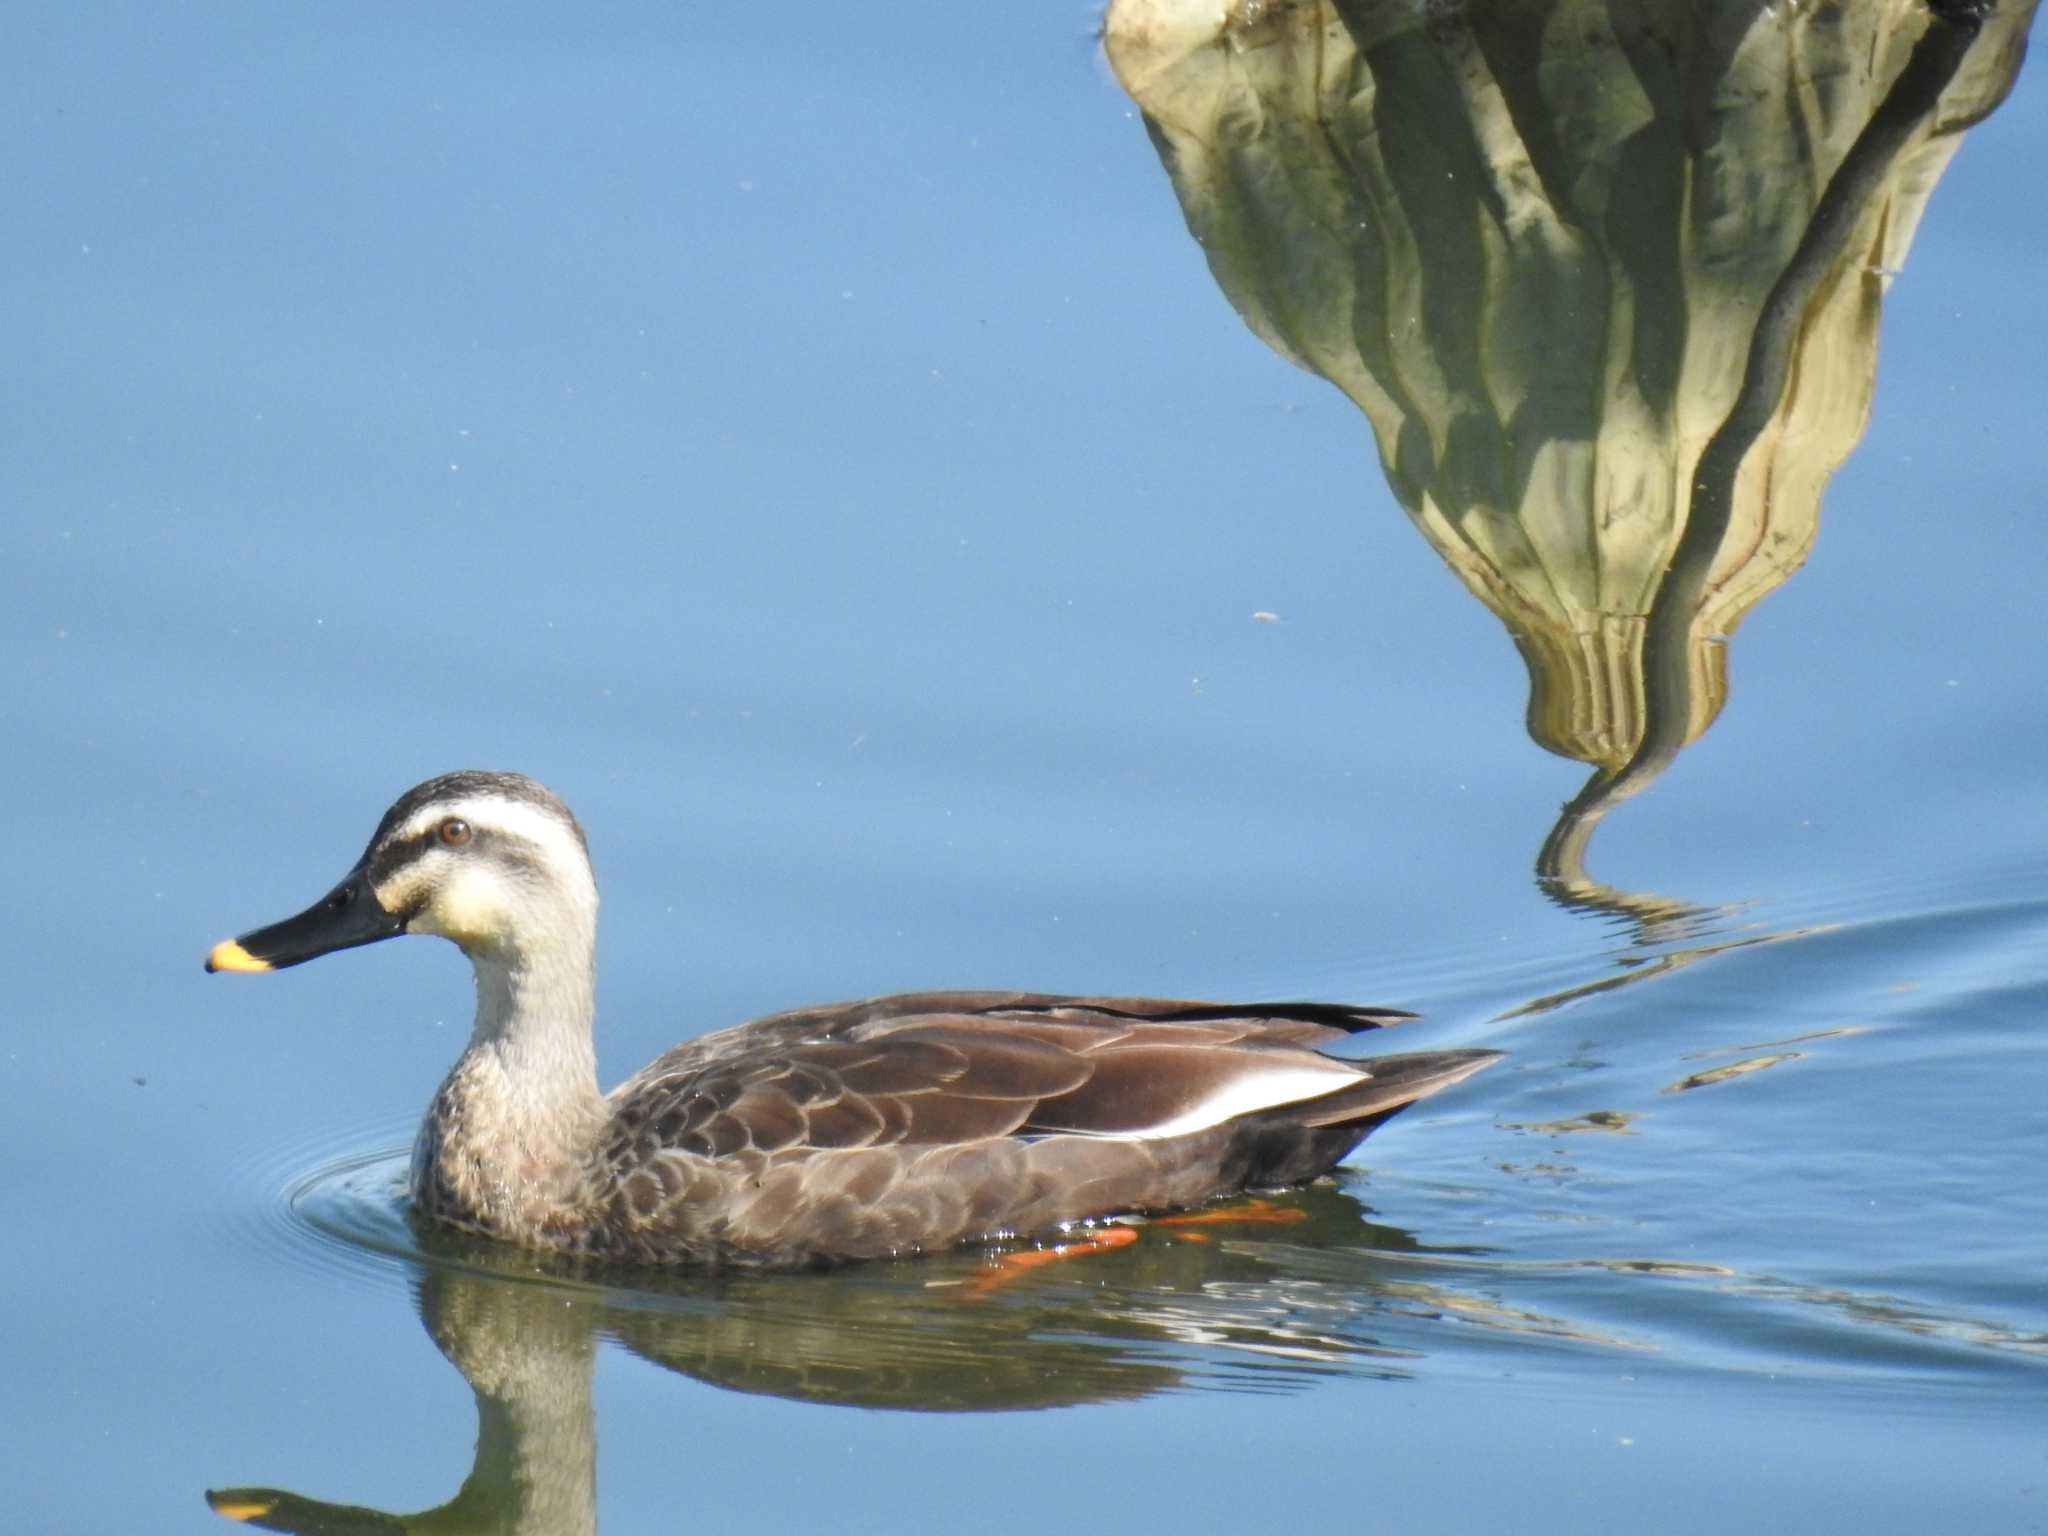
[4,4,2046,1531]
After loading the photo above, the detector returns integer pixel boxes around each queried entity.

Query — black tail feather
[1227,1048,1501,1187]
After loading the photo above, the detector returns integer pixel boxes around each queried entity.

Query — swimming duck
[206,771,1500,1268]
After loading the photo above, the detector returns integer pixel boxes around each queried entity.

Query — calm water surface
[5,4,2046,1532]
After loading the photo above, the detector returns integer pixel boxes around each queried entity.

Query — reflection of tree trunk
[1538,0,1991,927]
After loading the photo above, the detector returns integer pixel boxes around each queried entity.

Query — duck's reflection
[207,1183,1613,1532]
[1103,0,2033,937]
[208,1169,2048,1530]
[211,1254,602,1535]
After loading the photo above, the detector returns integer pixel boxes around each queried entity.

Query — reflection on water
[1103,0,2035,930]
[1661,1050,1804,1094]
[1489,922,1832,1024]
[209,1178,1517,1531]
[213,1057,2047,1532]
[1501,1110,1640,1136]
[1332,1248,2048,1366]
[286,1169,1487,1410]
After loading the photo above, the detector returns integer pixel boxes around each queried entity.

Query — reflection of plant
[1105,0,2031,928]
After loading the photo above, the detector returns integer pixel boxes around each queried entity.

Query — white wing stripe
[1120,1061,1362,1140]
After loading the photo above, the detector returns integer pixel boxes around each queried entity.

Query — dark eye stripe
[367,828,444,884]
[367,822,552,888]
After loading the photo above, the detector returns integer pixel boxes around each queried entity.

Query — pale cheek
[415,870,506,946]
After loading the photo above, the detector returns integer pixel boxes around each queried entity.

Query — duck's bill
[206,1486,403,1531]
[205,864,405,973]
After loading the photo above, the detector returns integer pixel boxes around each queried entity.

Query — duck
[206,770,1501,1269]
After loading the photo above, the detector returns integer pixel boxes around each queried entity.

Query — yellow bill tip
[205,939,271,974]
[205,1494,276,1521]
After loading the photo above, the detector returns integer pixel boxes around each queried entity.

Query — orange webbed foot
[951,1225,1140,1298]
[1153,1197,1308,1230]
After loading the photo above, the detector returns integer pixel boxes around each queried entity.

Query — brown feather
[854,1023,1096,1099]
[581,994,1501,1265]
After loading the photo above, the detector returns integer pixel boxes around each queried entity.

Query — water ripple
[223,1115,418,1296]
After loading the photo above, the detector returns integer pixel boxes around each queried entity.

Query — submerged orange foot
[1154,1196,1308,1231]
[955,1225,1140,1297]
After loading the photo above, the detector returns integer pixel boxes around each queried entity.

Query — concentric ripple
[220,1112,421,1295]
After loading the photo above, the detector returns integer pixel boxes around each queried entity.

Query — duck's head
[206,771,597,974]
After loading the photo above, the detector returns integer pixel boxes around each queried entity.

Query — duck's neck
[413,931,609,1245]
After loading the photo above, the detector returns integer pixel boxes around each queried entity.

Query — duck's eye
[437,817,473,847]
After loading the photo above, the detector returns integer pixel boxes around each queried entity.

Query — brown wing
[609,1006,1392,1161]
[593,1001,1494,1264]
[608,1025,1091,1160]
[633,990,1415,1080]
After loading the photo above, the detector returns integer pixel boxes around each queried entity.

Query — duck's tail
[1229,1047,1502,1187]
